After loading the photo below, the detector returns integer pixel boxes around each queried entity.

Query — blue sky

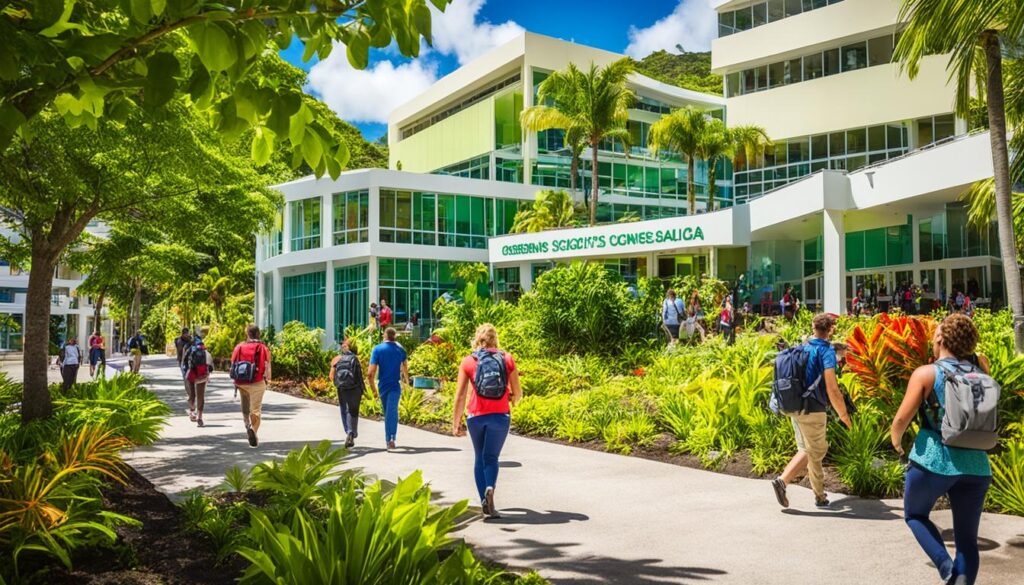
[282,0,718,141]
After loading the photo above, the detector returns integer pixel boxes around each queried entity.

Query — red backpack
[231,341,267,383]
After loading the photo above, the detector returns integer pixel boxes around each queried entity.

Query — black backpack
[769,345,823,415]
[472,349,508,399]
[188,343,211,377]
[333,352,362,392]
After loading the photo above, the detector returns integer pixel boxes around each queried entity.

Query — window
[824,48,840,75]
[785,58,802,84]
[811,134,828,159]
[768,61,785,88]
[868,125,886,152]
[719,11,735,36]
[334,264,368,341]
[804,53,823,80]
[726,72,740,97]
[735,6,752,30]
[841,42,868,72]
[767,0,785,21]
[378,258,459,326]
[846,128,867,154]
[784,0,802,17]
[433,155,490,179]
[332,190,369,245]
[752,2,767,26]
[754,65,768,91]
[289,198,321,251]
[283,271,325,330]
[868,35,894,66]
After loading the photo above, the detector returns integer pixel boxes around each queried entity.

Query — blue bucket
[412,376,439,389]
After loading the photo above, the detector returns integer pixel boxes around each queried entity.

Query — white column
[321,193,332,248]
[709,247,718,279]
[522,63,534,185]
[368,256,379,324]
[823,209,846,314]
[272,269,284,331]
[282,202,293,253]
[647,253,657,279]
[324,260,335,347]
[77,313,89,346]
[519,261,533,292]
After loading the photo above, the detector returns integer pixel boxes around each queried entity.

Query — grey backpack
[921,360,1000,451]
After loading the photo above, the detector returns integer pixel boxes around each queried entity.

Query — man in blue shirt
[368,327,409,450]
[770,313,853,509]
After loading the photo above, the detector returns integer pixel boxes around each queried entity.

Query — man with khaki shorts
[770,313,852,509]
[230,324,271,447]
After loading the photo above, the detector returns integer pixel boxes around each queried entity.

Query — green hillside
[632,50,722,97]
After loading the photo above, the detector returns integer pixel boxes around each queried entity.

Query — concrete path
[111,357,1024,584]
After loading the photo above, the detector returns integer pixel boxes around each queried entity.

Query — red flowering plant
[844,314,936,414]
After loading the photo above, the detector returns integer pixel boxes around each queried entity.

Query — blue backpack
[473,349,508,399]
[770,345,823,415]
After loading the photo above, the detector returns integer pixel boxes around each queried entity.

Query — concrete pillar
[823,209,846,314]
[519,261,533,292]
[522,63,534,186]
[647,253,657,279]
[77,313,88,346]
[272,269,283,331]
[709,247,718,279]
[321,193,333,248]
[324,260,335,347]
[282,202,293,253]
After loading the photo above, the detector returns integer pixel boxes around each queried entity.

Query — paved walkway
[109,358,1024,584]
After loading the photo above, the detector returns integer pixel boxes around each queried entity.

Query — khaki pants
[790,412,829,500]
[236,381,267,432]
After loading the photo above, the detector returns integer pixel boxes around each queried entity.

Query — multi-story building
[257,6,1008,344]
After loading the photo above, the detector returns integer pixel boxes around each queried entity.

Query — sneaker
[188,409,197,422]
[344,433,355,448]
[484,487,500,518]
[387,440,396,451]
[771,477,789,508]
[196,418,204,428]
[480,497,492,517]
[247,426,258,447]
[814,496,831,509]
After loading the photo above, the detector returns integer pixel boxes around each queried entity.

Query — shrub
[53,373,170,446]
[301,377,335,400]
[408,340,460,380]
[989,440,1024,516]
[832,409,903,497]
[272,321,333,380]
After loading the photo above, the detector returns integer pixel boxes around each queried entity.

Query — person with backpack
[174,327,192,369]
[367,327,408,450]
[451,323,522,519]
[127,331,146,373]
[87,329,106,379]
[890,314,996,585]
[56,337,83,392]
[661,289,685,343]
[769,313,853,509]
[182,329,213,427]
[230,325,272,447]
[330,337,366,448]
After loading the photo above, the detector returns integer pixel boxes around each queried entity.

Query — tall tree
[649,106,713,215]
[696,118,731,212]
[520,60,635,225]
[895,0,1024,352]
[1,0,449,177]
[510,190,577,233]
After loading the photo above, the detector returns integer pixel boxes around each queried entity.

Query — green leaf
[0,51,17,80]
[334,140,350,170]
[151,0,166,18]
[190,21,237,72]
[31,0,64,30]
[301,129,322,168]
[187,65,213,108]
[240,20,267,59]
[0,101,27,149]
[143,51,180,108]
[413,4,432,45]
[288,104,308,146]
[38,0,86,37]
[130,0,152,24]
[251,126,275,166]
[345,28,370,70]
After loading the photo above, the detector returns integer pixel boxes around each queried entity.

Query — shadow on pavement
[940,529,1001,552]
[481,538,727,584]
[498,460,523,468]
[485,508,589,526]
[780,496,903,521]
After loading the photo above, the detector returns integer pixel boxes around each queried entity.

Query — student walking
[661,289,685,342]
[379,299,393,328]
[451,324,522,519]
[770,313,853,509]
[57,338,83,392]
[330,337,366,448]
[719,297,735,345]
[230,325,272,447]
[174,327,192,368]
[182,331,214,427]
[127,331,146,373]
[87,330,106,378]
[367,327,408,450]
[368,302,380,331]
[891,314,996,585]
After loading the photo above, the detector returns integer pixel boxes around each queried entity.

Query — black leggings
[338,389,362,437]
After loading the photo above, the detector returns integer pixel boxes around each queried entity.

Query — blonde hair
[472,323,499,350]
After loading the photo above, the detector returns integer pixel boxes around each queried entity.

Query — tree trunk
[708,160,717,212]
[132,278,142,334]
[589,141,599,225]
[982,31,1024,354]
[92,288,106,333]
[570,153,580,207]
[21,243,59,422]
[687,157,696,215]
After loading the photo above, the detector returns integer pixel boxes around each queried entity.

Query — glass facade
[719,0,844,37]
[494,267,521,302]
[734,121,910,201]
[803,235,823,277]
[0,313,22,350]
[378,258,460,325]
[290,198,321,251]
[916,114,957,148]
[725,32,895,97]
[282,271,325,330]
[379,190,518,249]
[334,263,369,341]
[845,217,912,270]
[332,190,369,245]
[919,203,997,262]
[401,73,521,139]
[530,157,726,204]
[604,257,647,285]
[433,155,490,179]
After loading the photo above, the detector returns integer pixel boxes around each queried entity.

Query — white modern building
[257,2,1008,345]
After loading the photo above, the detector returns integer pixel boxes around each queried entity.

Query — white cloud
[624,0,718,58]
[307,48,439,124]
[429,0,524,65]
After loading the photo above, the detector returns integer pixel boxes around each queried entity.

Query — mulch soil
[39,466,245,585]
[268,380,852,496]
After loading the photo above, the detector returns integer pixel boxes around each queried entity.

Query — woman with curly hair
[890,314,992,585]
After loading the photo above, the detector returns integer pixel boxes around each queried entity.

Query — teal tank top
[908,358,991,477]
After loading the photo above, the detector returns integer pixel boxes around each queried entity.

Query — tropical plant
[521,59,635,225]
[989,440,1024,515]
[510,190,577,233]
[248,440,349,516]
[727,124,773,177]
[844,314,935,413]
[222,465,254,493]
[53,373,170,446]
[649,106,715,215]
[272,321,333,380]
[408,340,460,380]
[696,118,732,211]
[895,0,1024,353]
[832,409,904,497]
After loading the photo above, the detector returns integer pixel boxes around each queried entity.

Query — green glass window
[494,267,521,302]
[803,236,823,277]
[846,231,866,270]
[334,263,368,341]
[378,259,459,326]
[333,190,369,245]
[283,271,325,330]
[290,198,321,251]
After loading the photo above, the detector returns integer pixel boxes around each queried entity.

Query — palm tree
[198,267,235,322]
[649,106,713,215]
[520,59,635,225]
[511,189,577,233]
[696,119,732,212]
[728,124,772,175]
[895,0,1024,352]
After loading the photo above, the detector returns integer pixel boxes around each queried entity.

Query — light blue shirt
[662,298,685,325]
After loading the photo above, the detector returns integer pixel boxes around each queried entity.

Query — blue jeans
[338,390,361,437]
[904,463,991,585]
[466,413,510,501]
[380,388,400,443]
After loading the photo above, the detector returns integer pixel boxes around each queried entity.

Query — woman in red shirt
[451,323,522,519]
